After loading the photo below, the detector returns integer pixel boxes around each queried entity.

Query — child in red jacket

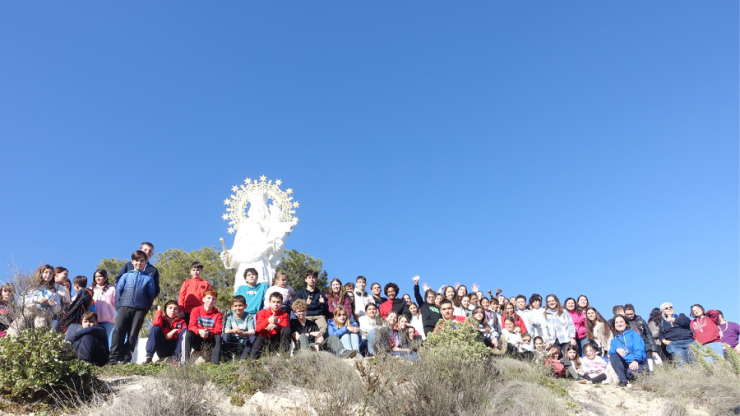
[178,262,211,324]
[145,300,187,363]
[181,289,223,365]
[251,292,291,359]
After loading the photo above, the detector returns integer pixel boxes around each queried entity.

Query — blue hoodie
[115,270,156,310]
[609,329,647,363]
[327,319,359,338]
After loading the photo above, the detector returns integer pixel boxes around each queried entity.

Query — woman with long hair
[565,297,588,355]
[326,278,352,320]
[327,306,361,355]
[501,302,527,334]
[543,294,576,358]
[648,307,667,360]
[585,306,613,356]
[472,306,504,353]
[90,269,116,342]
[24,265,61,329]
[407,303,426,340]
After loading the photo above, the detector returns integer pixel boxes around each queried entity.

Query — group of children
[1,243,737,389]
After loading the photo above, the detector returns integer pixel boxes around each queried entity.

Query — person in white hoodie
[352,276,375,318]
[521,293,546,339]
[358,303,383,354]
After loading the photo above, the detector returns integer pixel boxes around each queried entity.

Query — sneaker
[576,378,588,384]
[618,382,628,388]
[626,383,632,389]
[144,357,153,364]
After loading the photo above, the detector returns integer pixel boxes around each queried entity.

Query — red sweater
[255,308,290,338]
[501,313,528,334]
[178,278,211,314]
[691,310,721,345]
[188,305,223,338]
[152,310,187,336]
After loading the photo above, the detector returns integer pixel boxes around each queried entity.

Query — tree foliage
[276,249,329,293]
[97,257,127,282]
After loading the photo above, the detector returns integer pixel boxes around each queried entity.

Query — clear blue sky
[1,2,737,321]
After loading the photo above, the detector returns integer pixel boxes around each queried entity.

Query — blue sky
[1,1,737,321]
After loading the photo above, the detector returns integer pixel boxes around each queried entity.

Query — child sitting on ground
[182,289,223,365]
[145,300,187,363]
[562,345,587,383]
[222,295,256,358]
[62,275,96,342]
[290,299,358,358]
[520,333,533,353]
[545,346,566,378]
[581,343,609,384]
[71,312,109,367]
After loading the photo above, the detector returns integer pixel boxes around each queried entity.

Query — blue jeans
[577,337,591,357]
[340,333,361,352]
[665,339,697,365]
[702,342,725,362]
[99,322,115,347]
[367,329,378,355]
[145,325,185,359]
[609,353,643,384]
[393,351,419,361]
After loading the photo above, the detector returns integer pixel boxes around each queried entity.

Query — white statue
[219,177,299,289]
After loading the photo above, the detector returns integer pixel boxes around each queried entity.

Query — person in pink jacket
[565,297,588,355]
[90,269,116,344]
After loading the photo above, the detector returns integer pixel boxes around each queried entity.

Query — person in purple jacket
[717,310,740,355]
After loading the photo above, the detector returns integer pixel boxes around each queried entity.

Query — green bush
[0,329,97,403]
[424,318,491,359]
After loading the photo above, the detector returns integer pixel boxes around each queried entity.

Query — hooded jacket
[255,308,290,338]
[609,329,647,364]
[414,284,441,335]
[62,288,95,327]
[691,310,721,345]
[188,305,223,338]
[72,326,110,367]
[152,309,188,336]
[115,270,156,310]
[178,278,211,314]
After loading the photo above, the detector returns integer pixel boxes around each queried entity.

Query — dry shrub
[662,401,689,416]
[265,352,365,416]
[486,381,567,416]
[636,360,740,416]
[85,365,237,416]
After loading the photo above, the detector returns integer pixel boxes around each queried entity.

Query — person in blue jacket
[609,314,647,388]
[109,250,156,365]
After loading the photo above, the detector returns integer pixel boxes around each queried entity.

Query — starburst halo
[222,176,299,234]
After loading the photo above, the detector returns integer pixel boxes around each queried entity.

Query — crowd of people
[0,242,737,389]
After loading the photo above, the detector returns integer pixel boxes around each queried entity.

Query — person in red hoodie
[145,300,187,363]
[251,292,291,359]
[178,262,211,324]
[182,289,223,365]
[690,304,724,361]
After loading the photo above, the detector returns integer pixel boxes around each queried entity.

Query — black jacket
[115,261,161,299]
[295,288,329,317]
[658,313,694,342]
[627,315,657,353]
[382,298,411,322]
[73,326,110,367]
[62,288,95,327]
[414,284,441,335]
